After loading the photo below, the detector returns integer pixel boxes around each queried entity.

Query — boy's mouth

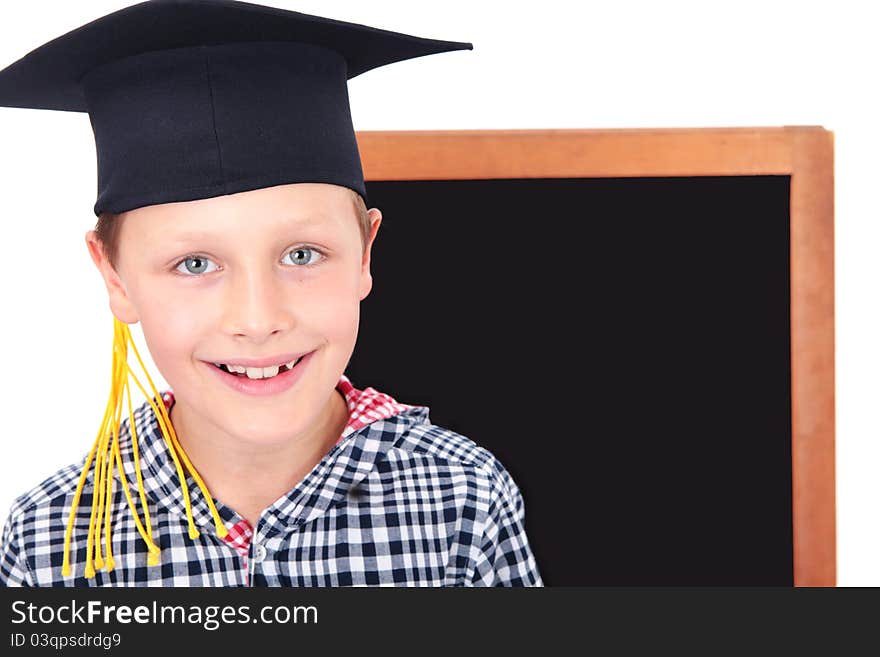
[203,350,316,397]
[211,356,304,380]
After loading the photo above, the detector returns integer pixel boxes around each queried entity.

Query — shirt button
[253,543,267,563]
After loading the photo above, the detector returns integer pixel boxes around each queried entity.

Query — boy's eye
[174,247,323,276]
[283,247,323,267]
[176,255,218,276]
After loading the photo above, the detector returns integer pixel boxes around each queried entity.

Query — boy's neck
[168,387,351,530]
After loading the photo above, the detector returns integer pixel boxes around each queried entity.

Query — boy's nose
[221,267,295,339]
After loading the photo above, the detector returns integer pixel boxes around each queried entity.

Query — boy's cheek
[133,290,361,353]
[139,298,207,342]
[129,269,362,324]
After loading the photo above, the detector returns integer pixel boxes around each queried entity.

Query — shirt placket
[221,518,254,586]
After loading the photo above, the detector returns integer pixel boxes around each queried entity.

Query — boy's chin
[218,413,314,445]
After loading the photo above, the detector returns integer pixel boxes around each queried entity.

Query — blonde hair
[94,186,371,271]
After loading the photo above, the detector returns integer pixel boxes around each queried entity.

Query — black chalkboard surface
[347,175,793,586]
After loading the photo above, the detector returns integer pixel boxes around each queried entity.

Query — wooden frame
[356,127,836,586]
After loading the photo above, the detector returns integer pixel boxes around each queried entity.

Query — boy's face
[86,182,381,446]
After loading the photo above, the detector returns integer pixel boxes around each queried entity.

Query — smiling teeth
[217,358,300,379]
[246,365,279,379]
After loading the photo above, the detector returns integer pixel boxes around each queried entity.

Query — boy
[0,0,543,586]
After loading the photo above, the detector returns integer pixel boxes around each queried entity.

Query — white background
[0,0,875,585]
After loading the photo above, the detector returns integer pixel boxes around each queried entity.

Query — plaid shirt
[1,375,543,587]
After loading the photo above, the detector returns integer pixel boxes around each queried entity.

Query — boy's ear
[359,208,382,301]
[84,230,140,324]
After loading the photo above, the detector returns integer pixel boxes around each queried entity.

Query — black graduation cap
[0,0,472,216]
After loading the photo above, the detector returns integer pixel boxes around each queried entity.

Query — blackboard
[347,175,793,585]
[351,127,835,586]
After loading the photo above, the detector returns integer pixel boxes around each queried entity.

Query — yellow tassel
[122,323,228,540]
[62,317,228,579]
[91,430,107,571]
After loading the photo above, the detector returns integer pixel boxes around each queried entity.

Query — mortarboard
[0,0,472,215]
[0,0,472,579]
